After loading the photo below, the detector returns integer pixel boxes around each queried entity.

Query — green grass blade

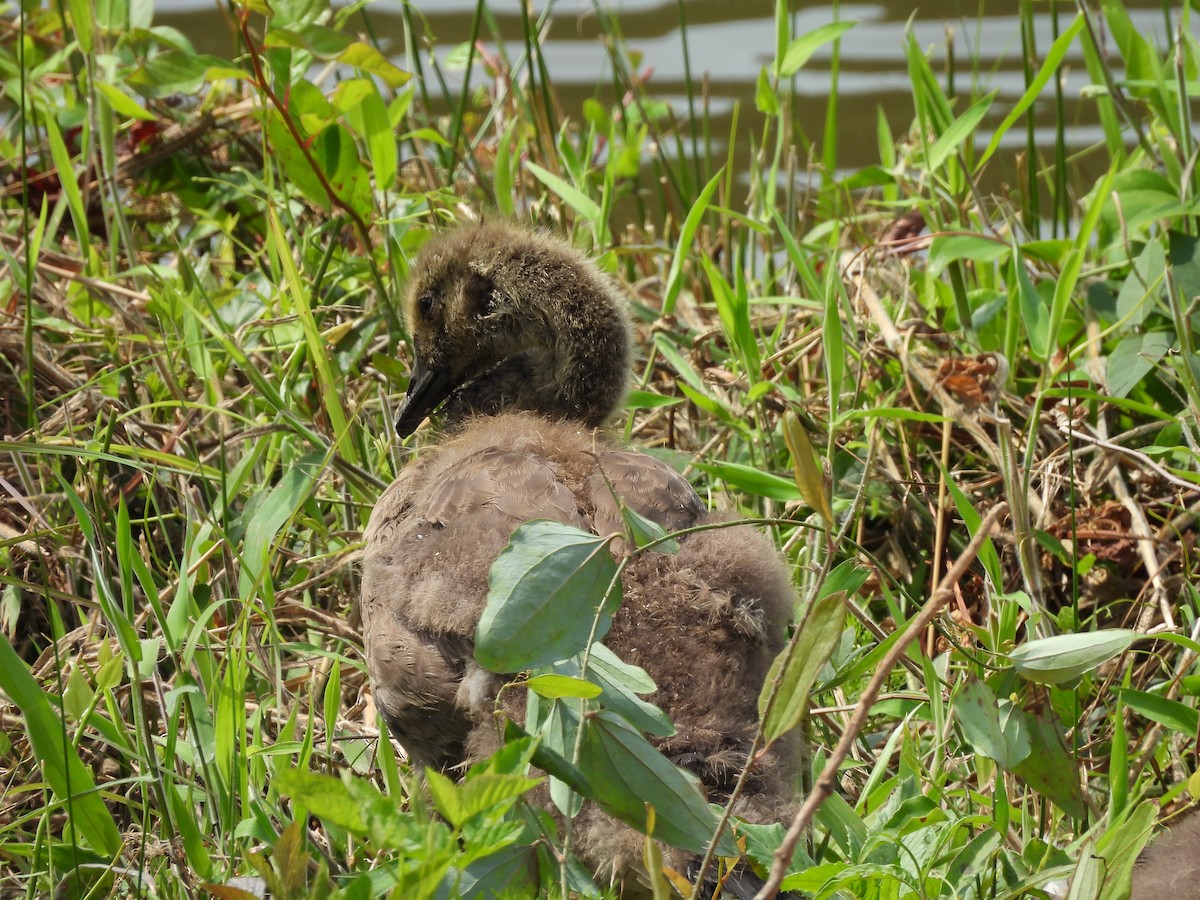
[0,636,123,857]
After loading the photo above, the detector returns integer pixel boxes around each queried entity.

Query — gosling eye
[417,292,436,319]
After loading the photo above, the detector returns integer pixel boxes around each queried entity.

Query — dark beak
[395,356,456,438]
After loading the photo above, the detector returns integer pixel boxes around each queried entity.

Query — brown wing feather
[588,449,706,538]
[361,434,587,771]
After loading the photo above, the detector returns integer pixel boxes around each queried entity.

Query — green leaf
[1107,331,1172,399]
[1115,240,1166,327]
[943,470,1002,588]
[95,82,157,121]
[777,20,857,77]
[1011,704,1087,819]
[624,390,684,411]
[549,643,673,737]
[426,769,540,828]
[1091,800,1158,900]
[928,235,1007,277]
[0,636,122,856]
[1119,689,1200,737]
[478,521,621,671]
[1014,241,1050,362]
[1008,629,1137,685]
[359,85,398,190]
[953,678,1031,769]
[755,66,778,115]
[783,413,832,525]
[620,505,679,553]
[67,0,93,53]
[240,452,323,593]
[663,170,722,315]
[338,42,411,89]
[693,460,802,502]
[926,91,995,171]
[759,591,845,745]
[526,674,602,700]
[525,162,601,222]
[977,14,1085,170]
[265,111,330,210]
[265,23,351,57]
[577,711,737,857]
[43,115,88,252]
[127,51,246,96]
[274,768,413,847]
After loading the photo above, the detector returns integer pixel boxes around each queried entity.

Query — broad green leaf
[127,51,246,96]
[360,85,398,190]
[265,23,352,57]
[549,643,673,737]
[577,711,737,857]
[454,844,538,899]
[1011,705,1087,818]
[755,66,779,115]
[275,768,414,847]
[536,700,588,817]
[0,636,122,856]
[240,451,323,593]
[1008,629,1136,685]
[95,83,157,121]
[526,674,602,700]
[759,591,845,745]
[943,828,1004,891]
[953,678,1031,769]
[1107,332,1172,399]
[67,0,93,52]
[1092,800,1158,900]
[479,521,621,671]
[265,112,330,210]
[338,42,411,89]
[425,769,540,828]
[928,234,1007,277]
[777,21,857,77]
[1115,240,1166,327]
[1169,231,1200,313]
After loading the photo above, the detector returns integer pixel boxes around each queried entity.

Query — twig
[752,502,1008,899]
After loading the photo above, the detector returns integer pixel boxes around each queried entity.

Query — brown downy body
[361,220,798,892]
[1131,811,1200,899]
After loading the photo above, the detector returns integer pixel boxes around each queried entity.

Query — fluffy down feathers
[361,221,798,892]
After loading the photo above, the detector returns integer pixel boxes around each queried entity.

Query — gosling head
[395,221,633,438]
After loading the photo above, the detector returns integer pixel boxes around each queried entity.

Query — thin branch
[753,502,1009,899]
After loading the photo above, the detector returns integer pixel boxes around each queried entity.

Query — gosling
[361,221,798,892]
[1131,811,1200,899]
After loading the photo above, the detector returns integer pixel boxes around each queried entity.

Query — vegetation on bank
[0,0,1197,897]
